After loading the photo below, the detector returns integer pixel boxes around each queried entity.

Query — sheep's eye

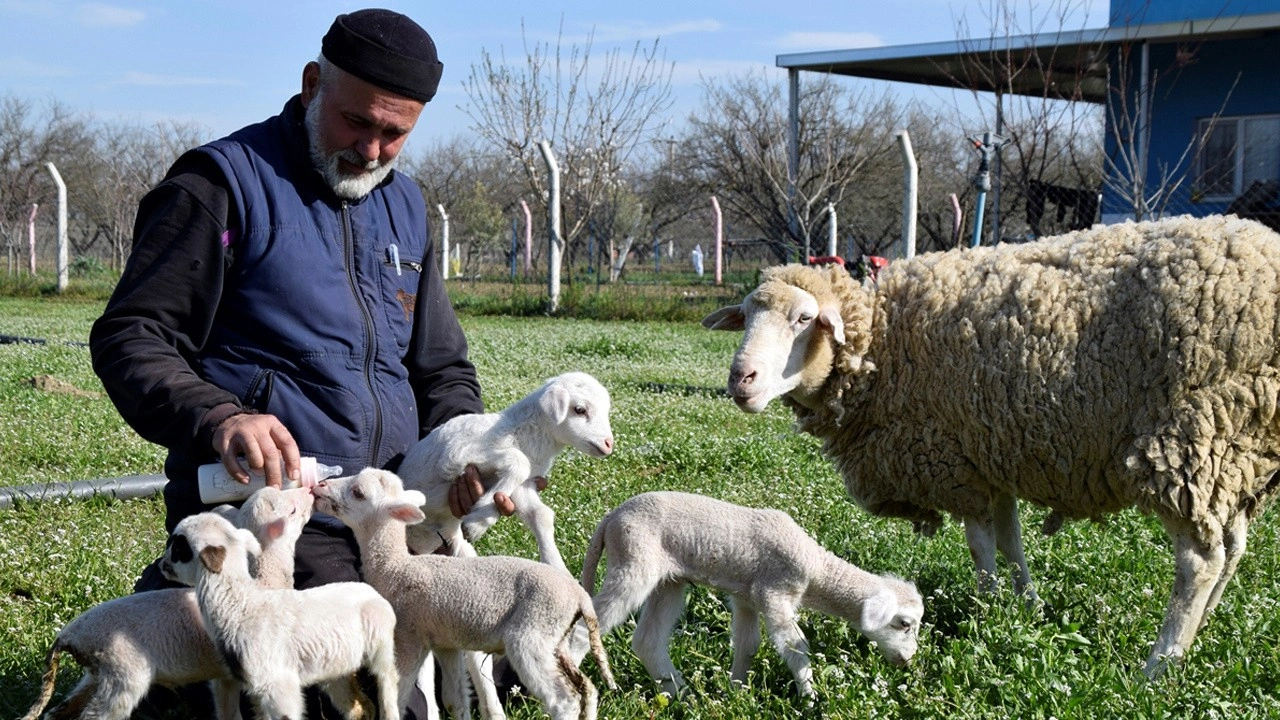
[352,487,365,501]
[797,313,814,325]
[897,618,914,631]
[574,405,588,416]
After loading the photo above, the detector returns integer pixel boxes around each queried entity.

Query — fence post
[46,163,68,292]
[897,130,918,259]
[538,141,563,313]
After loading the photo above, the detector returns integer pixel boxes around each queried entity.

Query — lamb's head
[312,467,428,531]
[161,511,261,586]
[538,372,615,458]
[857,576,925,667]
[238,485,314,548]
[703,264,849,412]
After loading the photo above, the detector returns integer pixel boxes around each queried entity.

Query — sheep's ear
[402,489,428,508]
[236,528,263,557]
[861,588,898,630]
[386,499,427,525]
[264,517,286,541]
[199,545,227,574]
[702,305,745,331]
[540,384,572,425]
[818,306,846,345]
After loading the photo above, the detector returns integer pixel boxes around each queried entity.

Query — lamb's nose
[729,368,756,390]
[601,437,614,454]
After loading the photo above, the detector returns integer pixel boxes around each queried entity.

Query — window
[1195,115,1280,200]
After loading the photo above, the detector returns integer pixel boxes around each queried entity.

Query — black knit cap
[321,8,443,103]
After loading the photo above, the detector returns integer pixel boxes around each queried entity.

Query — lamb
[396,371,614,572]
[701,214,1280,677]
[311,467,616,720]
[158,509,400,720]
[578,491,923,698]
[20,486,316,720]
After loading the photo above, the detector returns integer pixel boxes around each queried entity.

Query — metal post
[510,216,518,279]
[437,204,450,280]
[27,203,38,276]
[46,163,68,291]
[537,141,563,313]
[520,199,533,276]
[825,203,838,257]
[968,132,1007,248]
[786,69,801,259]
[897,131,918,259]
[710,195,723,286]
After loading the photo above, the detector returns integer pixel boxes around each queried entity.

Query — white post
[538,141,563,313]
[520,199,532,275]
[46,163,68,292]
[27,203,38,276]
[826,202,838,257]
[710,195,723,286]
[437,204,450,280]
[896,130,918,259]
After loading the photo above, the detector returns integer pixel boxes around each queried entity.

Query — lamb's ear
[860,588,898,630]
[386,497,427,525]
[702,305,745,331]
[199,545,227,574]
[402,489,428,508]
[540,384,572,425]
[264,517,286,541]
[818,306,846,345]
[236,528,263,557]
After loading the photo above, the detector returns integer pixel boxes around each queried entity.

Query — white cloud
[0,56,71,77]
[773,31,885,51]
[669,58,783,87]
[113,71,238,88]
[75,2,144,27]
[532,18,723,46]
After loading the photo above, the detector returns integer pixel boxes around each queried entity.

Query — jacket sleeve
[404,231,483,438]
[89,152,244,459]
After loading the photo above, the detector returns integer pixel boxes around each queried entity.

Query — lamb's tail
[576,603,617,691]
[21,643,62,720]
[580,515,608,594]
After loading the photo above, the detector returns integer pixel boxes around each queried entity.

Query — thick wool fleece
[776,215,1280,548]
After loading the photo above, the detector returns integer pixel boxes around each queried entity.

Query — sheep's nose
[601,437,614,454]
[729,367,756,390]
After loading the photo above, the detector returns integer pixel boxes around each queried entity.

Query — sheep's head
[539,372,615,458]
[703,264,850,412]
[857,576,925,667]
[238,485,314,547]
[312,467,427,529]
[161,511,260,585]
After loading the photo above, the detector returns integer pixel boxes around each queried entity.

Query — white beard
[304,93,397,200]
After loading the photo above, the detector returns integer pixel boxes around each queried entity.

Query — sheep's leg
[1202,513,1249,623]
[317,675,363,720]
[1144,529,1226,678]
[209,678,244,720]
[963,517,1001,594]
[396,640,434,719]
[992,491,1039,602]
[591,565,663,636]
[73,669,151,720]
[631,580,688,697]
[510,483,567,572]
[760,601,813,697]
[249,678,305,720]
[465,651,507,720]
[44,674,95,720]
[504,639,577,720]
[435,649,473,720]
[729,597,762,686]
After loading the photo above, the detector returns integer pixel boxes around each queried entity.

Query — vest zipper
[341,201,383,465]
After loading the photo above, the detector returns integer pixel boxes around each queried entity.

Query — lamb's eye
[797,313,814,324]
[574,405,588,416]
[352,487,365,500]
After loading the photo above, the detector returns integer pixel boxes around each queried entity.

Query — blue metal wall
[1111,0,1280,26]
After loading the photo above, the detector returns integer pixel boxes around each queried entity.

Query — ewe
[704,215,1280,676]
[579,491,923,698]
[396,371,614,572]
[21,486,315,720]
[312,467,616,720]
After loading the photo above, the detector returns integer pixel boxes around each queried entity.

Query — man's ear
[702,305,745,331]
[199,545,227,574]
[300,61,321,106]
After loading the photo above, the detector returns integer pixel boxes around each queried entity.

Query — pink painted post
[520,199,532,275]
[710,195,723,286]
[27,203,38,275]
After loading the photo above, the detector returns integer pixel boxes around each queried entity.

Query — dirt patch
[27,374,102,399]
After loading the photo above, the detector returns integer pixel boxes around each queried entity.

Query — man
[90,9,501,717]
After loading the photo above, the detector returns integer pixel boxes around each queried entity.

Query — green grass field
[4,295,1280,718]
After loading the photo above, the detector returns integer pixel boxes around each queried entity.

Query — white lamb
[396,371,614,572]
[158,510,400,720]
[578,491,924,698]
[311,467,616,720]
[20,486,315,720]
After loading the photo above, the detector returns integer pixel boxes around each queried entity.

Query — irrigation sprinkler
[967,132,1008,248]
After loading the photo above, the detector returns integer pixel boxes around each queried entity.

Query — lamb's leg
[963,516,1001,594]
[396,639,434,719]
[466,651,507,720]
[631,580,688,697]
[1202,513,1249,623]
[510,483,567,572]
[249,677,305,720]
[209,678,244,720]
[435,649,473,720]
[991,491,1039,602]
[760,600,813,697]
[1143,528,1226,678]
[73,669,151,720]
[729,597,762,686]
[43,674,95,720]
[504,638,578,720]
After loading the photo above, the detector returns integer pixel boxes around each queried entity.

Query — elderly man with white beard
[89,9,489,718]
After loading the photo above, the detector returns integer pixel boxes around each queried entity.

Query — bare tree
[679,71,905,261]
[461,18,674,277]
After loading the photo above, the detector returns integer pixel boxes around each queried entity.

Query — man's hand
[211,412,301,488]
[447,464,548,519]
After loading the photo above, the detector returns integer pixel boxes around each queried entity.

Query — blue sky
[0,0,1109,145]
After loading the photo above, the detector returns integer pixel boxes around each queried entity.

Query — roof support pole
[787,68,801,260]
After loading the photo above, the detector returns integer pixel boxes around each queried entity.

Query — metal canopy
[775,12,1280,103]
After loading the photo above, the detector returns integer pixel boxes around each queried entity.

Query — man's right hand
[211,412,301,488]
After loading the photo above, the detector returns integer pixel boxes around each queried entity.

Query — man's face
[301,62,425,200]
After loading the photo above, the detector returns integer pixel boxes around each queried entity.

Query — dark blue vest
[192,98,426,477]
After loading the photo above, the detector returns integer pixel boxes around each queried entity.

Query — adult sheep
[702,214,1280,677]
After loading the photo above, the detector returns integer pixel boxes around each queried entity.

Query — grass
[5,296,1280,718]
